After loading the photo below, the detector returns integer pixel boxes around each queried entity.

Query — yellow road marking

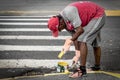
[0,10,120,16]
[105,10,120,16]
[43,71,102,76]
[0,71,119,80]
[44,70,120,79]
[44,72,68,76]
[91,71,120,78]
[102,71,120,78]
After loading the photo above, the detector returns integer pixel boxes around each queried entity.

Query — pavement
[0,0,120,80]
[0,70,120,80]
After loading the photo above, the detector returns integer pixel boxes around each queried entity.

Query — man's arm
[72,38,81,64]
[58,27,83,59]
[73,40,79,50]
[71,26,84,41]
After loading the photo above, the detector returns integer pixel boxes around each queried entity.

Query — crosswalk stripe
[0,45,74,51]
[0,35,71,40]
[0,15,52,17]
[0,19,49,21]
[0,28,66,32]
[0,22,47,25]
[0,59,73,68]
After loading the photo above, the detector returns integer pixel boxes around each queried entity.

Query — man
[48,1,106,78]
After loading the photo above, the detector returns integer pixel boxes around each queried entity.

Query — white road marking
[0,45,74,51]
[0,15,73,69]
[0,15,53,17]
[0,35,71,40]
[0,59,73,68]
[0,22,47,25]
[0,19,49,21]
[0,28,66,31]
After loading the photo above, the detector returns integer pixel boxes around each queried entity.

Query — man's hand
[69,50,80,69]
[58,38,73,59]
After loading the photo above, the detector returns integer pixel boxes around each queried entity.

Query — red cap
[48,17,59,37]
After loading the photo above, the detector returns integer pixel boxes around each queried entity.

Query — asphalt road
[0,0,120,79]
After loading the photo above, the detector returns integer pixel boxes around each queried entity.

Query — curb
[0,70,119,80]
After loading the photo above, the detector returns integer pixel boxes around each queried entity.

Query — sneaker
[91,65,100,71]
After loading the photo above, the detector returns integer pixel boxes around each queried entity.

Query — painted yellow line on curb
[102,71,120,79]
[0,71,119,80]
[44,70,120,79]
[90,71,120,78]
[44,72,69,76]
[105,10,120,16]
[43,71,102,76]
[0,10,120,16]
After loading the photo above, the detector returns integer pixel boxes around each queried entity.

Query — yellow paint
[88,70,120,78]
[88,70,103,74]
[102,71,120,78]
[58,61,68,66]
[44,72,68,76]
[44,70,120,79]
[0,70,119,80]
[105,10,120,16]
[0,10,120,16]
[43,70,102,76]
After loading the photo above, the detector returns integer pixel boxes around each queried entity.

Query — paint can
[57,61,69,73]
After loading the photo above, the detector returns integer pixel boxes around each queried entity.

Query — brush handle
[58,51,65,59]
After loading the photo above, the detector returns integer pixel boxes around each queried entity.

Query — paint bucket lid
[58,61,68,66]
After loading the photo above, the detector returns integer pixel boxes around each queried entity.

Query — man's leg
[93,47,101,66]
[79,42,87,75]
[69,42,87,78]
[80,42,88,66]
[91,32,101,71]
[91,46,101,70]
[73,40,88,67]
